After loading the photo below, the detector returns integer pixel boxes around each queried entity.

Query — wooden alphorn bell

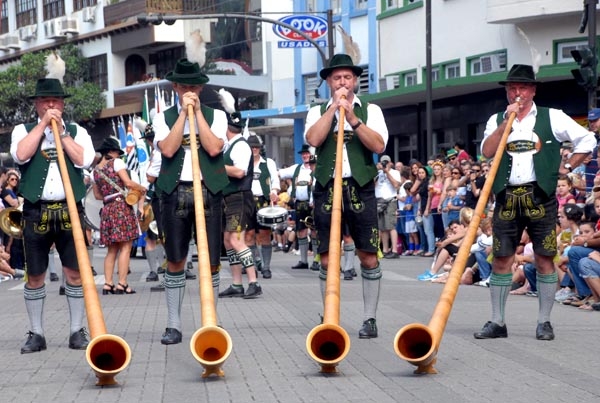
[306,96,351,373]
[51,120,131,386]
[185,105,233,378]
[393,102,519,374]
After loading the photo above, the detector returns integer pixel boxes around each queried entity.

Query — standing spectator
[474,64,596,341]
[454,141,472,163]
[463,162,485,209]
[305,54,388,339]
[11,77,95,353]
[93,137,143,295]
[375,155,401,258]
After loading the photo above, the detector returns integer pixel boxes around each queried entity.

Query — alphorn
[393,103,519,374]
[306,96,351,373]
[186,105,233,378]
[51,120,131,386]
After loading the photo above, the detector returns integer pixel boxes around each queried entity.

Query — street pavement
[1,246,599,403]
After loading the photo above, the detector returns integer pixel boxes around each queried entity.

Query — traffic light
[571,46,598,89]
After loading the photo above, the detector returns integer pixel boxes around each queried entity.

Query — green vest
[19,123,86,203]
[223,136,253,196]
[290,163,313,200]
[314,101,375,187]
[492,107,560,197]
[256,161,271,197]
[157,105,228,195]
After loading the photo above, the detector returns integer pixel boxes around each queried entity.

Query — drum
[257,206,288,228]
[83,187,102,231]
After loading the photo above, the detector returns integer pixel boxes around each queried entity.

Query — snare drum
[83,187,102,230]
[257,206,288,228]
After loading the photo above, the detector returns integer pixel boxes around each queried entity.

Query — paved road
[0,246,599,403]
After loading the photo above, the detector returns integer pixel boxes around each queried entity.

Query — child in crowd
[575,221,600,310]
[441,185,464,223]
[403,182,419,255]
[556,174,576,210]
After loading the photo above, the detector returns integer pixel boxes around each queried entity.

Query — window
[331,0,341,14]
[470,52,506,76]
[355,0,368,10]
[423,66,440,83]
[386,0,399,9]
[88,54,108,91]
[445,63,460,79]
[357,65,370,94]
[74,0,97,10]
[306,0,317,12]
[42,0,65,21]
[1,1,8,34]
[403,71,417,87]
[304,74,321,104]
[16,0,37,28]
[155,46,185,79]
[557,40,587,63]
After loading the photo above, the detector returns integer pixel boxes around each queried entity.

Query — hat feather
[185,30,206,67]
[46,51,66,83]
[516,27,541,74]
[337,26,361,65]
[133,116,148,132]
[217,88,236,114]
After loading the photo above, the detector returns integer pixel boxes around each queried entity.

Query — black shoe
[49,273,59,282]
[292,261,309,269]
[351,268,357,277]
[536,321,555,341]
[474,321,508,339]
[187,261,193,271]
[150,283,165,292]
[59,286,65,296]
[256,260,263,272]
[384,252,400,259]
[157,267,166,274]
[343,270,354,280]
[21,332,47,354]
[185,269,197,280]
[310,261,320,271]
[243,282,262,299]
[358,318,378,339]
[161,328,182,345]
[262,269,272,279]
[69,328,89,350]
[146,271,159,282]
[218,285,244,298]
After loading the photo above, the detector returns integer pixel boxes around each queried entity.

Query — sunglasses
[451,171,460,175]
[448,156,456,161]
[472,169,481,172]
[9,178,18,182]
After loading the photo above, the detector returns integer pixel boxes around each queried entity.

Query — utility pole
[571,0,598,109]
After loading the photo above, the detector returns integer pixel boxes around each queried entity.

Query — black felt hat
[97,137,124,155]
[298,144,311,154]
[499,64,541,86]
[227,112,245,129]
[28,78,71,100]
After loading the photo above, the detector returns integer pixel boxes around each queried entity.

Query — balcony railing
[104,0,216,26]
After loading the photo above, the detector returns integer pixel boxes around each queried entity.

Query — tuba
[0,205,23,239]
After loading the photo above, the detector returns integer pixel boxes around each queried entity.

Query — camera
[381,160,389,168]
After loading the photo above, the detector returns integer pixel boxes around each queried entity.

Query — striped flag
[125,120,140,181]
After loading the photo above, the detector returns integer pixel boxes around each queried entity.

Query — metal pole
[588,0,598,109]
[327,9,335,62]
[425,0,433,151]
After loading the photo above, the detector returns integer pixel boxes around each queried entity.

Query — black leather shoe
[218,285,244,298]
[343,270,354,280]
[69,328,89,350]
[185,269,197,280]
[50,273,59,282]
[291,261,309,269]
[150,283,165,292]
[310,261,320,271]
[262,269,272,279]
[351,268,357,277]
[474,321,508,339]
[243,282,262,299]
[256,260,263,272]
[21,332,47,354]
[536,321,555,341]
[146,271,159,282]
[59,286,65,296]
[358,318,378,339]
[161,328,182,345]
[157,266,165,274]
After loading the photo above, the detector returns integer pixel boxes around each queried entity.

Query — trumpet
[0,205,23,239]
[300,215,314,230]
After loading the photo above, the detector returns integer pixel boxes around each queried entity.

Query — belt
[506,182,536,189]
[40,200,66,205]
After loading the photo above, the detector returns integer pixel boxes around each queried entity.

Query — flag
[125,119,140,181]
[154,84,161,114]
[142,89,150,124]
[117,117,127,149]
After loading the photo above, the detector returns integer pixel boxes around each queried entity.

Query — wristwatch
[564,163,572,172]
[60,131,69,139]
[351,119,363,131]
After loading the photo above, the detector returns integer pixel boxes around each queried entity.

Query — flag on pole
[154,84,161,114]
[125,119,140,182]
[117,117,127,149]
[143,89,150,124]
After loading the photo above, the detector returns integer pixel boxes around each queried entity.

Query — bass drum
[83,187,103,231]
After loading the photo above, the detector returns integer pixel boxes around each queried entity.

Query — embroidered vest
[314,101,376,187]
[290,163,313,200]
[157,105,228,195]
[19,123,86,203]
[492,107,560,197]
[223,137,253,196]
[256,161,271,197]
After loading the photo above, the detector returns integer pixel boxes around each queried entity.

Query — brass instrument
[306,96,350,373]
[0,205,23,239]
[51,120,131,385]
[185,105,232,378]
[393,106,518,374]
